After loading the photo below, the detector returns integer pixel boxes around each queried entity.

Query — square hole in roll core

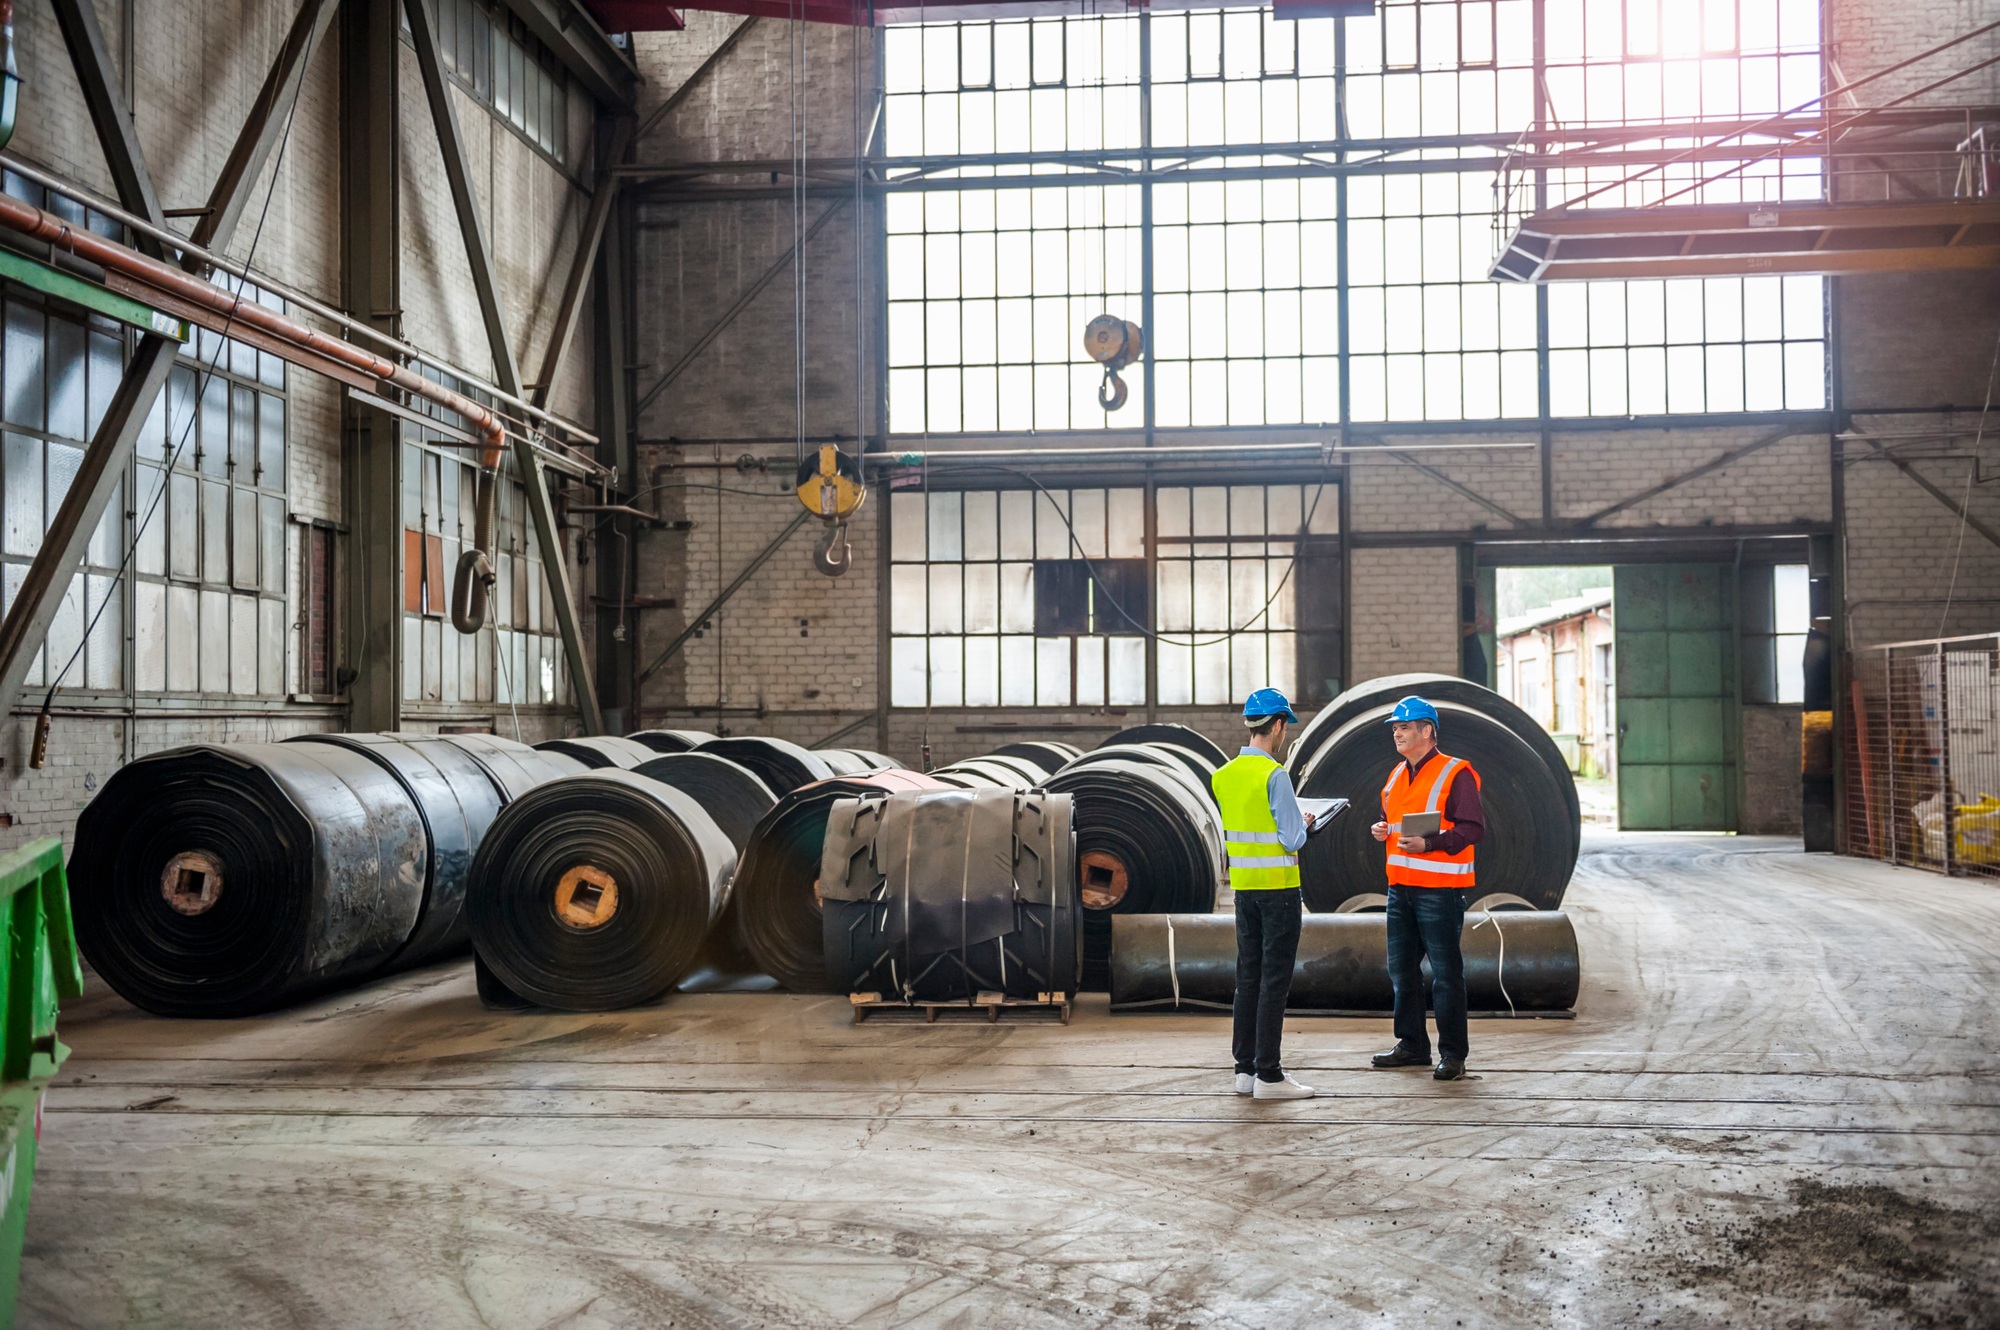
[571,878,605,913]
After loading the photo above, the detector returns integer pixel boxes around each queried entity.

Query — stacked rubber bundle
[815,748,897,776]
[732,768,949,991]
[1043,756,1224,989]
[695,735,837,796]
[929,755,1046,790]
[534,735,658,769]
[71,742,433,1016]
[1060,742,1219,799]
[1100,723,1229,767]
[466,770,737,1011]
[437,732,588,798]
[625,728,719,754]
[1288,675,1580,912]
[1107,909,1580,1014]
[821,788,1080,1003]
[988,741,1082,776]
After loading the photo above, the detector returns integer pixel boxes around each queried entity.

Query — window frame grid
[880,0,1830,433]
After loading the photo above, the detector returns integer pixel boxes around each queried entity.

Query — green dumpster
[0,839,83,1328]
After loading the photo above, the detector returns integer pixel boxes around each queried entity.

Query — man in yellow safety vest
[1212,687,1319,1101]
[1368,695,1485,1081]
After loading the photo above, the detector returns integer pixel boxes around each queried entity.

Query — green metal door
[1614,565,1737,830]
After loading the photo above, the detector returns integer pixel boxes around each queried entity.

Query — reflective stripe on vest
[1211,753,1302,891]
[1382,751,1478,889]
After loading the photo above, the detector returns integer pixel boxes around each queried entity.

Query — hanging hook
[813,519,852,577]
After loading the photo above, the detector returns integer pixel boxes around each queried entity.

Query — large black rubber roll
[1099,723,1229,768]
[1108,910,1580,1014]
[631,753,777,850]
[989,741,1082,775]
[284,733,507,965]
[732,769,948,991]
[821,788,1080,1002]
[428,733,585,798]
[1287,672,1580,860]
[625,728,719,754]
[630,752,780,988]
[1293,698,1579,912]
[70,743,429,1016]
[1043,757,1224,989]
[534,735,657,769]
[695,735,837,795]
[466,770,737,1011]
[1061,742,1219,798]
[817,748,898,773]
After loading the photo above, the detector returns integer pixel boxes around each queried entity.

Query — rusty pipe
[0,190,505,634]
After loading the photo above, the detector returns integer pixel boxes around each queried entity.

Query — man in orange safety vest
[1367,695,1485,1081]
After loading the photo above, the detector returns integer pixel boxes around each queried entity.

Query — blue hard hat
[1385,695,1440,725]
[1242,687,1299,725]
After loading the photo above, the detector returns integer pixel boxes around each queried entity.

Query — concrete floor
[18,833,2000,1328]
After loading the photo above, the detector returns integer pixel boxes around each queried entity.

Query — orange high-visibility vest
[1381,751,1479,888]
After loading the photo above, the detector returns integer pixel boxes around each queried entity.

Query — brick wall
[1348,547,1461,681]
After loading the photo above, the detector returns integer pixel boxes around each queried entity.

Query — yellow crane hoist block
[795,445,866,521]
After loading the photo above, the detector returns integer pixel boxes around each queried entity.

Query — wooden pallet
[849,990,1073,1025]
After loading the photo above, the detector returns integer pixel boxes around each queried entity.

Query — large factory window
[881,1,1826,432]
[0,170,293,701]
[890,482,1334,709]
[405,0,581,168]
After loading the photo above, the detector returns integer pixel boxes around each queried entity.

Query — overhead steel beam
[531,115,633,412]
[638,509,814,684]
[1865,441,2000,553]
[191,0,341,252]
[1388,451,1525,527]
[407,0,604,735]
[633,16,760,144]
[48,0,165,258]
[1579,425,1806,527]
[633,196,850,420]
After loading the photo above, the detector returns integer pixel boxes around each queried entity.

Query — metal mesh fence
[1845,634,2000,877]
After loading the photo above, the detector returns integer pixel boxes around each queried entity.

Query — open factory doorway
[1492,567,1618,827]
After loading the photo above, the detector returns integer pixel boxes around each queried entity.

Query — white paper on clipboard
[1298,797,1349,835]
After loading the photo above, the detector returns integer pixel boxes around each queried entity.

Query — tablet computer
[1397,811,1442,839]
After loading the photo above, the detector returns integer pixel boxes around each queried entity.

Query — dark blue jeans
[1233,888,1302,1079]
[1386,885,1468,1062]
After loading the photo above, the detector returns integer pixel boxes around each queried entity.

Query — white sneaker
[1253,1073,1316,1100]
[1234,1073,1254,1096]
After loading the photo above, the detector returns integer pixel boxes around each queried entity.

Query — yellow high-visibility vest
[1212,752,1301,891]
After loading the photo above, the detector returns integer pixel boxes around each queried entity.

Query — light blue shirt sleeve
[1265,760,1309,854]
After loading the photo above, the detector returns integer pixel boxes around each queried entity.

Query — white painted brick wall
[1349,547,1460,682]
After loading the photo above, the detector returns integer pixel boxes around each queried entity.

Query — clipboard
[1397,810,1442,838]
[1298,797,1348,836]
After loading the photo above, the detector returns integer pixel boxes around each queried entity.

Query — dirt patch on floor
[1671,1179,2000,1327]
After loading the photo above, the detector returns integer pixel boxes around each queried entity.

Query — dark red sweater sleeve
[1426,769,1485,855]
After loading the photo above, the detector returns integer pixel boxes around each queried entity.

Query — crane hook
[813,519,852,577]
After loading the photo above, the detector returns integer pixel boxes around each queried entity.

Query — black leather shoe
[1371,1044,1430,1068]
[1434,1058,1466,1081]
